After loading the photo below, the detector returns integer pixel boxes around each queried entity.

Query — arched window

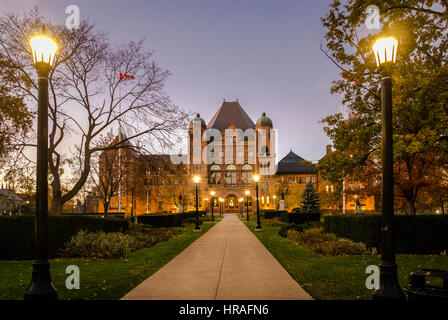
[241,164,253,185]
[209,165,221,184]
[225,165,237,185]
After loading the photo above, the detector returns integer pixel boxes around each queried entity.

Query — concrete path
[122,214,312,300]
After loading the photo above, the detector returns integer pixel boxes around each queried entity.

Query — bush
[278,222,312,238]
[0,215,129,260]
[60,223,182,258]
[60,230,138,258]
[127,223,180,247]
[279,211,320,224]
[323,214,448,254]
[137,213,184,227]
[287,227,372,256]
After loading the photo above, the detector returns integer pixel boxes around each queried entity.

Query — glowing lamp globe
[253,175,260,183]
[30,31,58,67]
[245,190,250,196]
[372,37,398,67]
[193,176,200,184]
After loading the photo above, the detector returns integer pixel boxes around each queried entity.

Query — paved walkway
[122,214,312,300]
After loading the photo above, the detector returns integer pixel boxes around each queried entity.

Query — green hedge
[323,214,448,254]
[0,215,129,260]
[137,213,184,227]
[261,210,287,219]
[279,212,321,224]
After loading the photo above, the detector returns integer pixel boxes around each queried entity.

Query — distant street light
[245,190,250,221]
[219,198,224,217]
[24,26,58,300]
[253,175,262,230]
[193,176,201,231]
[372,36,405,301]
[210,191,215,222]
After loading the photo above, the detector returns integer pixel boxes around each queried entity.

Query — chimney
[326,145,332,154]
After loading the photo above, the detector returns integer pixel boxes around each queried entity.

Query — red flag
[120,73,135,80]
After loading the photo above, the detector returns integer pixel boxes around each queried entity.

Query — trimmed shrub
[323,214,448,254]
[261,210,287,219]
[279,211,320,224]
[137,213,184,227]
[0,215,129,260]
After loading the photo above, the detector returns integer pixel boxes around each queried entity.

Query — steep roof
[207,100,255,130]
[0,189,23,202]
[276,150,315,175]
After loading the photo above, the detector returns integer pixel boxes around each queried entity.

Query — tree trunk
[104,201,109,215]
[50,196,63,216]
[407,199,416,215]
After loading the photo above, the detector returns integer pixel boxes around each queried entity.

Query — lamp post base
[193,228,201,232]
[24,260,57,300]
[373,262,406,300]
[255,226,263,231]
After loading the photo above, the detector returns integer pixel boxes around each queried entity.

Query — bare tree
[90,131,128,214]
[0,9,189,214]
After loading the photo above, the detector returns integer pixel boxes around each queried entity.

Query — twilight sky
[1,0,343,162]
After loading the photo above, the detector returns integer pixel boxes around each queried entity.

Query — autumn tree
[319,0,448,214]
[0,9,189,214]
[0,54,32,162]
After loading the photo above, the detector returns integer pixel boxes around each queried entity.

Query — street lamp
[193,176,201,231]
[372,36,405,300]
[210,191,215,222]
[253,175,262,230]
[219,198,224,217]
[25,26,58,300]
[245,190,250,221]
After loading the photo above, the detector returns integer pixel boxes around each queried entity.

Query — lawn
[0,222,215,300]
[241,216,448,300]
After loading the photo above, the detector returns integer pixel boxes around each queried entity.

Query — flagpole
[118,85,122,215]
[341,74,347,215]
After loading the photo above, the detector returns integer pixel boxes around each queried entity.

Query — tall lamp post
[253,175,262,230]
[245,190,250,221]
[210,191,215,222]
[25,26,58,300]
[193,176,201,231]
[219,198,224,217]
[372,37,405,300]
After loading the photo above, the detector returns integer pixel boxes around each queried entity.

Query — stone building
[99,99,375,217]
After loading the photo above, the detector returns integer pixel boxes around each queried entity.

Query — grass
[0,222,214,300]
[240,215,448,300]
